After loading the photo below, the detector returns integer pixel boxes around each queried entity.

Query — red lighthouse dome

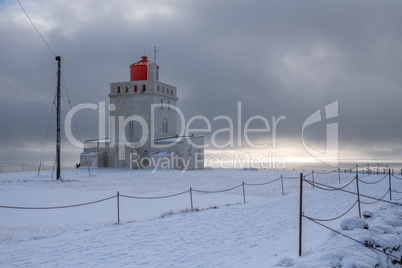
[129,56,149,81]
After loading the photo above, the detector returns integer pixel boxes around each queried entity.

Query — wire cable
[16,0,56,57]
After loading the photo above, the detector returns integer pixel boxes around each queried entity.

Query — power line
[16,0,56,57]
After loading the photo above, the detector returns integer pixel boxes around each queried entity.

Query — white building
[80,55,204,170]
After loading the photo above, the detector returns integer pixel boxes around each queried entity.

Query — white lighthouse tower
[80,54,204,170]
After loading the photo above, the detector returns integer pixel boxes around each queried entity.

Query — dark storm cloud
[1,0,402,164]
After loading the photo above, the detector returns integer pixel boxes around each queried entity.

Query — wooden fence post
[312,170,315,189]
[299,172,303,257]
[117,191,120,223]
[389,169,392,201]
[356,174,361,218]
[242,181,246,203]
[190,187,194,211]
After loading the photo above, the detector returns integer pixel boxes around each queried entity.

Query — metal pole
[242,181,246,203]
[299,172,303,257]
[117,191,120,223]
[55,56,61,180]
[389,169,392,201]
[281,175,284,195]
[356,174,361,218]
[190,187,193,211]
[312,170,315,189]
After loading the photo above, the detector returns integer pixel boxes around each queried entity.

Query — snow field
[0,168,402,267]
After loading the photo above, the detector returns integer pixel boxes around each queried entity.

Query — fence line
[300,168,402,262]
[303,200,358,222]
[303,215,401,262]
[358,173,388,184]
[0,195,117,210]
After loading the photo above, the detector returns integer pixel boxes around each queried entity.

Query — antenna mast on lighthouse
[154,45,158,63]
[55,56,61,180]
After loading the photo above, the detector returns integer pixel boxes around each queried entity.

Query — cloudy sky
[1,0,402,167]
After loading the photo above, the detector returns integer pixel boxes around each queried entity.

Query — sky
[1,0,402,167]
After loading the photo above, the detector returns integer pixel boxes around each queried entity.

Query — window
[168,100,170,110]
[157,85,160,92]
[117,86,121,93]
[167,88,169,94]
[197,149,203,160]
[162,87,164,93]
[120,149,125,161]
[125,86,129,93]
[171,90,174,96]
[142,84,146,91]
[134,85,137,92]
[129,121,134,132]
[161,98,163,109]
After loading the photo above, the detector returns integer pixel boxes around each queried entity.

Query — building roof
[83,138,110,143]
[150,152,176,156]
[153,135,204,143]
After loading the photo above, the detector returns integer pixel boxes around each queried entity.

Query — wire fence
[299,168,402,263]
[0,177,289,222]
[0,164,76,173]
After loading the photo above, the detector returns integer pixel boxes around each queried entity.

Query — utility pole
[56,56,61,180]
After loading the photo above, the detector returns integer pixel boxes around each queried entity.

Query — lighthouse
[80,54,204,170]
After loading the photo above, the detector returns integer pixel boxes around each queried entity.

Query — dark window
[142,84,146,91]
[117,86,121,93]
[125,86,129,93]
[161,99,163,109]
[134,85,137,92]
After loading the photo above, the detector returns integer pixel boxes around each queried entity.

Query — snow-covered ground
[0,168,402,267]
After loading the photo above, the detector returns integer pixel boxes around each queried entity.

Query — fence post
[281,175,284,195]
[190,187,194,211]
[117,191,120,223]
[312,170,315,189]
[338,168,341,184]
[242,181,246,203]
[299,172,303,257]
[389,169,392,201]
[356,174,361,218]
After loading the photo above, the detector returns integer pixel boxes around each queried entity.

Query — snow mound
[293,203,402,267]
[341,217,369,230]
[242,168,258,171]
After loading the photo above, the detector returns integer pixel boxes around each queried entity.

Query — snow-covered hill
[0,168,401,267]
